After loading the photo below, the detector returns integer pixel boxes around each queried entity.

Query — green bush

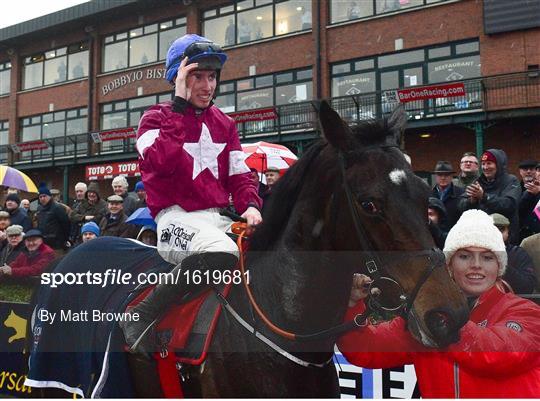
[0,283,34,303]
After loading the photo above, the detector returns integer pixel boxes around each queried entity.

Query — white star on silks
[183,123,227,180]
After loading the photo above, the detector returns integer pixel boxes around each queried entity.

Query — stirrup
[129,318,158,353]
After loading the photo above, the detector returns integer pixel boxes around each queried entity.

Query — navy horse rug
[25,237,174,398]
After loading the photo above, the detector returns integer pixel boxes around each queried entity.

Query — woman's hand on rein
[349,273,372,307]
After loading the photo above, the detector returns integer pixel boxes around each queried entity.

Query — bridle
[216,142,445,366]
[336,148,445,318]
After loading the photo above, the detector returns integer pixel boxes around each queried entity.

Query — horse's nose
[425,306,468,347]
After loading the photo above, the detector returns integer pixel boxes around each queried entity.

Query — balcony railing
[5,70,540,166]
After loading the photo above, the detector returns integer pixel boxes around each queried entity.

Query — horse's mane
[249,115,403,251]
[249,140,327,251]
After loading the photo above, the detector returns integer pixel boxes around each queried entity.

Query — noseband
[337,148,445,318]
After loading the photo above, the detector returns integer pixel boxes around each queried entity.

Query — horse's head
[317,100,468,348]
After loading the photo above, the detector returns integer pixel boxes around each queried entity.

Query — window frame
[202,0,313,48]
[216,67,313,111]
[101,17,187,73]
[328,0,452,25]
[22,43,89,90]
[330,39,481,97]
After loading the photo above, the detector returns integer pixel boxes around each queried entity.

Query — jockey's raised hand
[174,56,198,101]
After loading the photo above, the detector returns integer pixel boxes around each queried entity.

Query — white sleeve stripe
[136,129,160,159]
[229,150,250,176]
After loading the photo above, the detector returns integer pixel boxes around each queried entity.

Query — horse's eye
[360,201,379,214]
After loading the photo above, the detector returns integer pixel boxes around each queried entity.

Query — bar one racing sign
[91,127,136,143]
[384,82,466,103]
[86,161,140,181]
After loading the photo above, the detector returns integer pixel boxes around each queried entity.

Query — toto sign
[86,161,140,181]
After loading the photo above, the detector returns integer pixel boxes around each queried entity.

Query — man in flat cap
[518,160,540,241]
[98,195,137,238]
[491,213,536,294]
[0,225,25,266]
[518,159,538,191]
[0,229,55,280]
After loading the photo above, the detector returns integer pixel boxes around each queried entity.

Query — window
[427,55,481,83]
[21,107,87,142]
[19,107,88,160]
[0,62,11,95]
[330,0,450,24]
[203,0,312,47]
[215,68,313,112]
[100,93,172,151]
[0,121,8,146]
[330,40,480,97]
[22,43,89,90]
[0,121,8,163]
[102,17,186,73]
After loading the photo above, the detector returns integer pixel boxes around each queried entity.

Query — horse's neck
[246,213,352,342]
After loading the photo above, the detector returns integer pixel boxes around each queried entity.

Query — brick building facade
[0,0,539,200]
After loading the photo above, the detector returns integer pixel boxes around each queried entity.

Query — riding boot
[120,252,238,354]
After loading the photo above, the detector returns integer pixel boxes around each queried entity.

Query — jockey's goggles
[182,41,227,67]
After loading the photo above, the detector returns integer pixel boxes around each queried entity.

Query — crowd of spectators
[0,176,154,283]
[428,149,540,295]
[1,150,539,297]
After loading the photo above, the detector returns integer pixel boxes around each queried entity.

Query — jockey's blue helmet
[165,34,227,84]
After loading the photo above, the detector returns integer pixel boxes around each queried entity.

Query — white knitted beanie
[443,209,507,276]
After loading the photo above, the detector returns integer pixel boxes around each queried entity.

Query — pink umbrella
[241,141,298,174]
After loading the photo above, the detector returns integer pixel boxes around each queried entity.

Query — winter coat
[0,241,25,266]
[121,192,138,217]
[69,199,108,226]
[6,207,32,232]
[458,149,522,244]
[453,171,480,189]
[503,244,537,295]
[136,99,262,218]
[519,191,540,242]
[9,243,56,278]
[338,285,540,398]
[428,197,448,248]
[36,200,71,249]
[431,183,464,230]
[98,212,137,238]
[520,233,540,292]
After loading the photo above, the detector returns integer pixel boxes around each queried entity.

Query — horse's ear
[318,100,352,151]
[387,105,407,142]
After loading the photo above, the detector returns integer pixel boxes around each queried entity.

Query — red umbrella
[241,141,298,174]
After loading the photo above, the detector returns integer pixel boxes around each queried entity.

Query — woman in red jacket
[338,209,540,398]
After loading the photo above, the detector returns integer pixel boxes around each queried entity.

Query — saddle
[125,283,232,397]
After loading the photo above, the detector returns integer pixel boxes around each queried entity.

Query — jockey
[121,34,263,353]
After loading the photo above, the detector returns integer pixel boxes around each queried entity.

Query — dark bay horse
[128,101,469,397]
[28,102,468,398]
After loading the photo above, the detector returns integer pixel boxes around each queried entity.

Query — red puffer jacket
[338,285,540,398]
[10,243,56,278]
[136,101,261,218]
